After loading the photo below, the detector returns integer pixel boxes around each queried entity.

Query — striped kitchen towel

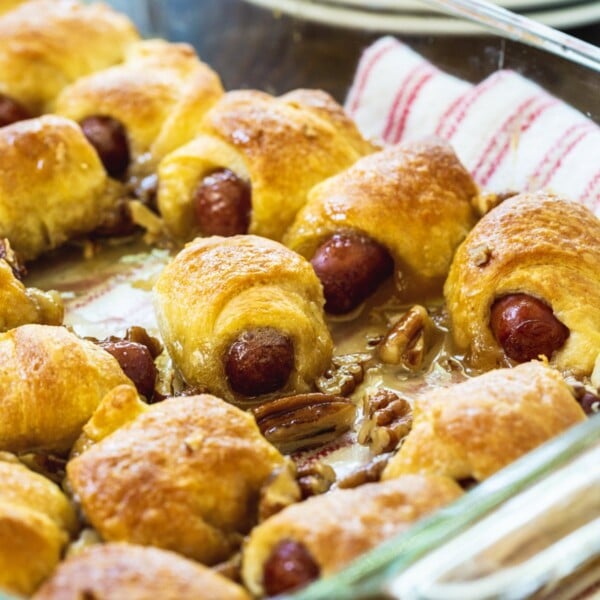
[346,36,600,215]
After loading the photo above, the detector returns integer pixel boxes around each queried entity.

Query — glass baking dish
[1,1,598,599]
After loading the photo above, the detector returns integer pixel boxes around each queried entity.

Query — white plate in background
[245,0,600,34]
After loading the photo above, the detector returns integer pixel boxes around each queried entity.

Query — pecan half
[253,393,356,454]
[377,305,433,370]
[316,353,372,396]
[358,388,412,454]
[337,452,393,489]
[296,460,336,499]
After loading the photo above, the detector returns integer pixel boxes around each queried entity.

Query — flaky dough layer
[284,139,478,296]
[242,474,462,597]
[0,455,77,596]
[0,324,131,453]
[157,89,375,241]
[67,394,289,565]
[0,0,138,113]
[0,115,123,260]
[444,192,600,375]
[153,235,333,404]
[55,39,223,167]
[383,362,585,482]
[33,542,250,600]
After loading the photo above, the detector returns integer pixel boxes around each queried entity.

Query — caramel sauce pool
[25,238,471,473]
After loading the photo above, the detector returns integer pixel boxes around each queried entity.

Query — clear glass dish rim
[287,413,600,600]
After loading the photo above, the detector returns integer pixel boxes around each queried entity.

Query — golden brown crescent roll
[383,362,586,482]
[33,543,250,600]
[156,88,375,242]
[242,474,463,597]
[153,235,333,405]
[444,192,600,376]
[0,0,138,118]
[0,454,77,596]
[284,139,479,314]
[55,39,223,179]
[0,324,131,454]
[67,394,299,565]
[0,241,63,331]
[0,115,125,260]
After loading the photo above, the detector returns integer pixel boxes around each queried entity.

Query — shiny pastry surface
[0,454,78,596]
[33,542,250,600]
[55,39,223,174]
[67,394,296,565]
[444,192,600,376]
[0,0,138,115]
[382,361,586,482]
[0,324,131,453]
[284,139,479,311]
[157,88,375,242]
[0,115,124,261]
[242,474,463,596]
[153,235,333,405]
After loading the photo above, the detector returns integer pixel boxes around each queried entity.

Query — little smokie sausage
[80,115,130,179]
[0,93,32,128]
[262,539,320,596]
[193,168,251,236]
[310,231,394,314]
[224,327,294,397]
[490,294,569,363]
[99,340,157,401]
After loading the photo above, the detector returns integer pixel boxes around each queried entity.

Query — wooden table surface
[141,0,599,119]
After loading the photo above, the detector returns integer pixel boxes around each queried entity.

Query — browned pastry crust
[55,39,224,169]
[0,454,77,596]
[0,115,124,261]
[444,192,600,376]
[0,260,63,332]
[284,139,479,297]
[157,89,376,241]
[33,542,250,600]
[241,474,463,597]
[153,235,333,405]
[67,394,297,565]
[0,0,139,114]
[0,324,131,454]
[382,362,586,482]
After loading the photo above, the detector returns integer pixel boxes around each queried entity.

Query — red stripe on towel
[347,39,397,115]
[538,127,593,189]
[381,64,428,141]
[435,70,508,140]
[390,70,435,143]
[473,96,557,185]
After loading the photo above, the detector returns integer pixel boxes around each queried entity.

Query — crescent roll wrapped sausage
[153,235,333,405]
[0,0,138,123]
[0,324,131,454]
[0,240,63,331]
[0,115,125,260]
[33,543,250,600]
[67,394,300,565]
[444,192,600,376]
[0,454,78,596]
[55,39,223,179]
[284,139,479,314]
[156,89,375,242]
[382,362,586,483]
[241,475,463,597]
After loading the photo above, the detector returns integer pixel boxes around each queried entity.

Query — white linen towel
[346,36,600,215]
